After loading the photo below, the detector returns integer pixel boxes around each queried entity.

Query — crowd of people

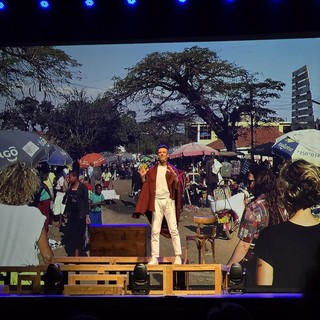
[2,145,320,295]
[131,148,320,290]
[223,158,320,292]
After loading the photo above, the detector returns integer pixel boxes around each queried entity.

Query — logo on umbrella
[0,146,19,162]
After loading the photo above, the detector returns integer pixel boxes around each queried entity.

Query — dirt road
[49,179,238,265]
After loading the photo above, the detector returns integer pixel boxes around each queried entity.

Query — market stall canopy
[79,152,106,168]
[250,142,274,157]
[169,142,219,159]
[47,144,73,166]
[219,151,244,158]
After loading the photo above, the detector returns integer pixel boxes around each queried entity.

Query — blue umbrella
[0,129,51,168]
[47,144,73,166]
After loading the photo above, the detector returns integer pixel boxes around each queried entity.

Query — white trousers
[53,191,66,215]
[151,198,182,258]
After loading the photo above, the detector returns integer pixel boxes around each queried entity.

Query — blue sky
[57,37,320,122]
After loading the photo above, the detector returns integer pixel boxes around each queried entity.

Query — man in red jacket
[133,144,182,265]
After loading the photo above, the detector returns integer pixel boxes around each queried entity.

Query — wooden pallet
[66,274,128,295]
[0,258,226,295]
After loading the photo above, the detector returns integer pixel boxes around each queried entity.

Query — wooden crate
[89,224,151,257]
[0,263,225,295]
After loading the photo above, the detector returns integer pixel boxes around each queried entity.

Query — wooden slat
[52,256,114,264]
[0,266,46,272]
[52,256,176,264]
[64,284,124,295]
[68,274,126,284]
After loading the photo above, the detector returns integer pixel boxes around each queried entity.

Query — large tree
[0,46,81,103]
[45,90,139,160]
[0,97,55,132]
[110,46,285,151]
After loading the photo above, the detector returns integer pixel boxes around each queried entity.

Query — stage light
[129,263,150,295]
[177,0,187,3]
[225,0,236,4]
[44,263,64,294]
[228,263,246,293]
[0,1,5,11]
[39,1,50,9]
[84,0,95,8]
[126,0,137,6]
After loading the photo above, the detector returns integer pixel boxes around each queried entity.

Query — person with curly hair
[255,159,320,290]
[0,161,54,266]
[227,164,287,287]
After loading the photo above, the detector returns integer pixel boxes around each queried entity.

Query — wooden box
[89,224,151,257]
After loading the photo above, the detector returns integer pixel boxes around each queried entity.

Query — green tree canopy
[0,91,141,160]
[110,46,285,151]
[45,91,140,160]
[0,46,81,102]
[0,97,55,132]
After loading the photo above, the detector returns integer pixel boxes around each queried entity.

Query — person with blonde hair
[0,161,54,266]
[255,159,320,290]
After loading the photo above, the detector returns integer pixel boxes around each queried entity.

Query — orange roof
[207,127,284,150]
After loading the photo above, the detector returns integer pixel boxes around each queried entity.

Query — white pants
[53,192,66,215]
[151,198,182,258]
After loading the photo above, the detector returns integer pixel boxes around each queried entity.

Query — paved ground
[48,179,239,266]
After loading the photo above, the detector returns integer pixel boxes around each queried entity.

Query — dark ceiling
[1,0,320,46]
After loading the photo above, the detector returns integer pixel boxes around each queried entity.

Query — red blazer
[133,162,182,238]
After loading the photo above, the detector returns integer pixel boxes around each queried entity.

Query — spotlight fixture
[39,1,50,9]
[126,0,137,6]
[129,263,150,295]
[0,1,5,10]
[228,263,246,293]
[44,263,64,294]
[84,0,95,8]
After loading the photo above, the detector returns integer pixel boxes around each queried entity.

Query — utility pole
[249,88,255,162]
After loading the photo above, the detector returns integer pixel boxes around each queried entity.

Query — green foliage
[0,91,141,160]
[0,45,286,156]
[44,91,124,159]
[0,97,55,131]
[111,46,285,151]
[0,46,81,101]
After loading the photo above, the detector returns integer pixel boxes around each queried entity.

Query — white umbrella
[169,142,219,183]
[272,129,320,166]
